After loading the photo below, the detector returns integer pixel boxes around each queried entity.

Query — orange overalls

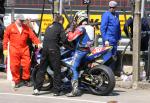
[3,23,40,84]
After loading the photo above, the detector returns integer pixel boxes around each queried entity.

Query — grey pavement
[1,72,150,103]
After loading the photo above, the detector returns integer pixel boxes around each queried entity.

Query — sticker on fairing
[91,46,112,54]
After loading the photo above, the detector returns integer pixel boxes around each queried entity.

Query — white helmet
[74,11,88,25]
[109,1,118,8]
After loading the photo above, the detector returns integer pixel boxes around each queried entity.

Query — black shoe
[14,81,25,88]
[53,91,65,96]
[24,81,33,87]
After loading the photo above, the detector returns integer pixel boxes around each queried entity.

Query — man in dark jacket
[33,14,68,96]
[124,17,150,51]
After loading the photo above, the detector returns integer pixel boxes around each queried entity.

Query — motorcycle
[32,46,116,96]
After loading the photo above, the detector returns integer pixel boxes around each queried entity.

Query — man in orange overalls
[3,14,41,88]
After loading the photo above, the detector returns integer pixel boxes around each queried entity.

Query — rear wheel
[88,65,115,95]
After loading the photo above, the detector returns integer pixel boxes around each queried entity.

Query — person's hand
[66,21,77,33]
[3,50,8,64]
[3,50,8,57]
[37,43,42,49]
[105,41,109,47]
[87,41,94,47]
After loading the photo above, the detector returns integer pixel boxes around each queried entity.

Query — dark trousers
[35,48,62,93]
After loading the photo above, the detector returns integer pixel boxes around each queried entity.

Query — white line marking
[0,93,106,103]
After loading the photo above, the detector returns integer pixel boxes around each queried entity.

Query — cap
[109,1,118,8]
[15,14,25,20]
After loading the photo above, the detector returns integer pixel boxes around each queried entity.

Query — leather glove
[105,41,109,47]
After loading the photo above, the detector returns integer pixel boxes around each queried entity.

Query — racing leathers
[66,24,94,97]
[67,25,94,81]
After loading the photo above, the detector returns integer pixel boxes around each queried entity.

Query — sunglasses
[20,20,25,22]
[110,7,116,9]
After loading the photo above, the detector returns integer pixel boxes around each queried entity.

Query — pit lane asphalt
[1,79,150,103]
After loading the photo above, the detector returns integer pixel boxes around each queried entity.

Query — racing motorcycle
[32,46,116,96]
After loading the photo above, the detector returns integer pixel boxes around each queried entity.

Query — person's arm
[100,12,109,42]
[123,17,133,38]
[60,26,68,43]
[123,23,129,37]
[3,27,10,50]
[142,18,150,31]
[117,14,121,40]
[118,23,121,41]
[28,26,41,45]
[3,26,10,57]
[59,25,75,50]
[67,27,84,42]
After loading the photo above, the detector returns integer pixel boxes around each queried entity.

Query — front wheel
[32,65,53,91]
[88,65,115,95]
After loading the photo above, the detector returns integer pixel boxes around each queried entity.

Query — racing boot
[66,80,81,97]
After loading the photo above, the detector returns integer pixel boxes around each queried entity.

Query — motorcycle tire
[88,65,115,96]
[32,66,53,91]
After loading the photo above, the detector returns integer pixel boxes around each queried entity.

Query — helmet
[74,11,88,25]
[109,1,118,8]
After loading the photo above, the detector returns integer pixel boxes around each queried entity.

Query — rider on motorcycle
[66,11,94,97]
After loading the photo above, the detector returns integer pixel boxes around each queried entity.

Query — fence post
[132,0,141,89]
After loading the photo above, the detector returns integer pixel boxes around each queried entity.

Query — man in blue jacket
[100,1,121,64]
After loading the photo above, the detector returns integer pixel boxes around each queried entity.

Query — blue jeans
[71,50,88,80]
